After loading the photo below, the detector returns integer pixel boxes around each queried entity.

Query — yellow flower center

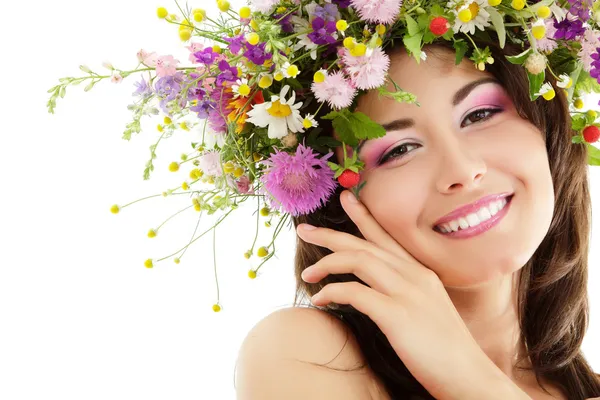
[267,100,292,118]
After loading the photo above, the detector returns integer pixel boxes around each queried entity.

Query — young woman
[235,39,600,399]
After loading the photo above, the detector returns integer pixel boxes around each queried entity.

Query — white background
[1,0,598,399]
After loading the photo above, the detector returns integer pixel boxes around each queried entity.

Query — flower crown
[48,0,600,311]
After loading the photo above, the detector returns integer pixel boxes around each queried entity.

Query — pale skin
[235,46,597,399]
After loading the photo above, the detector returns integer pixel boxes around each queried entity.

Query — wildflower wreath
[47,0,600,311]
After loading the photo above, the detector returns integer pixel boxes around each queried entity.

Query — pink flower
[110,72,123,84]
[198,150,223,177]
[349,0,403,24]
[311,70,357,109]
[342,47,390,90]
[185,42,205,63]
[236,175,254,194]
[156,55,180,78]
[536,20,558,53]
[137,49,158,67]
[259,143,337,216]
[250,0,279,13]
[579,29,600,72]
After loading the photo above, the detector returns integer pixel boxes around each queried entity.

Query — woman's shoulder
[235,306,390,399]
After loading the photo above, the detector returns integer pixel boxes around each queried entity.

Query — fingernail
[301,224,316,231]
[346,191,358,203]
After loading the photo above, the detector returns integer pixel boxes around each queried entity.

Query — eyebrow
[356,77,500,155]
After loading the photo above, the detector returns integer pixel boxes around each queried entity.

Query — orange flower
[228,90,265,133]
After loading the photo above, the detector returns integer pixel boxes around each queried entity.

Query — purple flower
[308,17,337,45]
[244,42,271,65]
[591,47,600,84]
[314,4,339,21]
[567,0,592,22]
[193,48,218,65]
[216,60,239,86]
[154,72,185,114]
[332,0,351,7]
[207,85,234,133]
[190,100,214,119]
[224,34,246,54]
[258,142,337,216]
[553,17,585,40]
[273,12,294,33]
[133,77,152,98]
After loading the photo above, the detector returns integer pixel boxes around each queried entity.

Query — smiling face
[336,46,555,287]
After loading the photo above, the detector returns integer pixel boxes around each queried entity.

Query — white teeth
[436,196,511,233]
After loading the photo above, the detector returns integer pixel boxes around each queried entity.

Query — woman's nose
[434,133,487,194]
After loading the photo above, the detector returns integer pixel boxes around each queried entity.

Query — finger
[311,281,394,324]
[296,223,372,254]
[302,250,406,297]
[340,190,417,263]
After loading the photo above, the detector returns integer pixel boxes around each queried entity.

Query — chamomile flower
[535,82,556,100]
[246,85,305,139]
[232,78,251,98]
[303,114,319,129]
[557,74,573,89]
[448,0,491,35]
[282,62,301,78]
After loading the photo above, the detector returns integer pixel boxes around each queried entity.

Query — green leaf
[575,69,600,95]
[572,135,584,144]
[417,14,429,31]
[572,114,587,131]
[430,4,445,15]
[321,111,341,120]
[329,109,386,147]
[405,15,420,36]
[453,40,468,65]
[422,30,436,44]
[527,71,545,101]
[506,48,532,65]
[486,7,505,49]
[403,33,423,62]
[587,143,600,166]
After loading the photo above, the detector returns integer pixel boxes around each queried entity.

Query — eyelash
[377,107,503,165]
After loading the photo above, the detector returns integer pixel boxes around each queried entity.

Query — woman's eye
[461,107,502,128]
[378,143,421,165]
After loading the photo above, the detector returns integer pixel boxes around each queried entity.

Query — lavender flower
[193,48,218,65]
[224,34,246,54]
[313,4,339,21]
[216,60,239,86]
[154,72,185,115]
[553,17,585,40]
[132,77,152,98]
[566,0,592,22]
[308,17,337,45]
[190,99,214,119]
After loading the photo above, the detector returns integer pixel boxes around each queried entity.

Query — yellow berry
[276,6,286,13]
[208,177,215,184]
[574,98,584,109]
[212,304,221,312]
[174,258,180,264]
[157,7,168,19]
[164,116,172,124]
[179,29,192,41]
[587,110,597,119]
[144,259,154,268]
[233,167,244,178]
[193,12,204,22]
[157,124,164,132]
[532,25,546,39]
[248,270,257,279]
[537,5,551,18]
[257,246,269,257]
[258,75,273,88]
[194,203,201,212]
[182,182,190,190]
[168,162,180,172]
[217,0,230,12]
[375,24,386,35]
[110,204,120,214]
[336,20,348,32]
[488,0,501,6]
[343,37,356,49]
[350,43,367,57]
[223,161,235,174]
[247,32,260,45]
[458,8,473,22]
[511,0,525,10]
[244,250,251,259]
[240,6,251,19]
[313,71,326,83]
[260,207,270,216]
[147,229,157,238]
[376,37,383,46]
[542,88,555,100]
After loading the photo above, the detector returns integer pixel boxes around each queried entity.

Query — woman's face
[336,47,555,287]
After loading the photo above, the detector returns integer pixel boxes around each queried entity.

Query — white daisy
[303,114,319,129]
[556,74,573,89]
[448,0,491,35]
[281,62,301,78]
[246,85,305,139]
[231,78,251,98]
[535,82,556,100]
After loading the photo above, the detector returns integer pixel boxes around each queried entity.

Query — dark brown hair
[291,39,600,398]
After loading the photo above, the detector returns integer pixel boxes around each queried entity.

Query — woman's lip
[433,192,514,227]
[434,195,513,238]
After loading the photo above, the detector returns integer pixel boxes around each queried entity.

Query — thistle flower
[342,46,390,90]
[258,143,337,216]
[349,0,403,24]
[311,70,357,109]
[198,150,224,177]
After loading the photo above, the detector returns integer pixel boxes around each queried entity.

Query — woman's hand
[297,190,531,400]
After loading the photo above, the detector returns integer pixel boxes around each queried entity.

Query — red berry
[337,169,360,188]
[583,125,600,143]
[429,17,449,36]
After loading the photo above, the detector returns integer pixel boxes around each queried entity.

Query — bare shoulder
[235,306,390,400]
